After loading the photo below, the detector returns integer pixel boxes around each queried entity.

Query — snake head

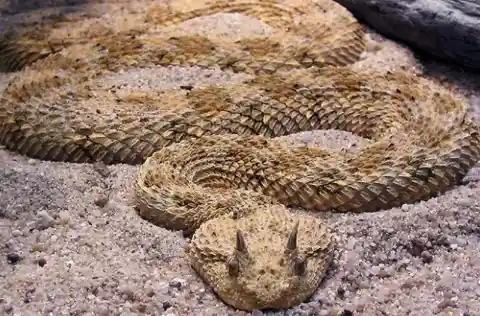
[187,206,336,311]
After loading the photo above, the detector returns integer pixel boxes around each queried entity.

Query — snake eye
[293,256,307,276]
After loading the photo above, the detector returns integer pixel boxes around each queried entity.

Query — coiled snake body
[1,0,479,311]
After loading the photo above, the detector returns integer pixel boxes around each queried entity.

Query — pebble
[250,310,263,316]
[437,296,458,310]
[57,211,71,225]
[6,252,22,264]
[169,278,186,290]
[11,229,22,237]
[37,258,47,267]
[121,288,135,301]
[35,210,55,230]
[93,162,111,177]
[162,301,172,310]
[455,198,472,208]
[94,194,109,208]
[339,309,354,316]
[3,304,13,313]
[421,251,433,264]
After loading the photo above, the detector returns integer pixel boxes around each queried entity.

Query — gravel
[1,2,480,316]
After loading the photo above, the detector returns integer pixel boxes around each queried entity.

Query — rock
[11,229,22,237]
[339,309,354,316]
[93,162,111,177]
[421,250,433,264]
[35,210,55,230]
[120,287,135,301]
[6,252,22,264]
[2,304,13,313]
[334,0,480,69]
[437,296,458,310]
[168,278,186,290]
[56,211,70,225]
[162,301,172,310]
[94,195,109,208]
[250,310,263,316]
[37,258,47,267]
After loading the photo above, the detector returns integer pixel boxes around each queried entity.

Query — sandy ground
[1,2,480,316]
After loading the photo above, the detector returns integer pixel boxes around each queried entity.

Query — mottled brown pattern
[0,0,479,311]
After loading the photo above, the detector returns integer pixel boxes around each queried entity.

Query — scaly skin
[1,0,479,311]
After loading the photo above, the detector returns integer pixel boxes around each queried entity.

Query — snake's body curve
[1,0,479,311]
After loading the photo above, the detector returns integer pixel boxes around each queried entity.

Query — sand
[1,2,480,316]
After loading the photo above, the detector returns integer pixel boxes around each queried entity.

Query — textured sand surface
[1,2,480,316]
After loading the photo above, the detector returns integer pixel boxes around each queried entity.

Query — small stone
[409,238,426,257]
[456,198,472,208]
[169,278,186,290]
[94,195,109,208]
[135,303,147,313]
[11,230,22,237]
[421,251,433,264]
[400,279,415,290]
[437,296,458,310]
[121,287,135,301]
[4,239,16,250]
[3,304,13,313]
[146,288,155,297]
[57,211,70,225]
[35,210,55,230]
[162,301,172,310]
[340,309,354,316]
[37,258,47,267]
[93,162,110,177]
[436,235,450,247]
[6,252,22,264]
[377,266,393,278]
[370,264,393,278]
[251,310,263,316]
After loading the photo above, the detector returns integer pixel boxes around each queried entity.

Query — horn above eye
[227,230,247,277]
[236,230,247,252]
[286,220,300,251]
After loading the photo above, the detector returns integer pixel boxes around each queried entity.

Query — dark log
[334,0,480,70]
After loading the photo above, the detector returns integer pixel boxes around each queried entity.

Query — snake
[1,0,479,311]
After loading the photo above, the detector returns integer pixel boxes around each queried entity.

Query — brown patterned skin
[1,0,480,311]
[133,69,480,310]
